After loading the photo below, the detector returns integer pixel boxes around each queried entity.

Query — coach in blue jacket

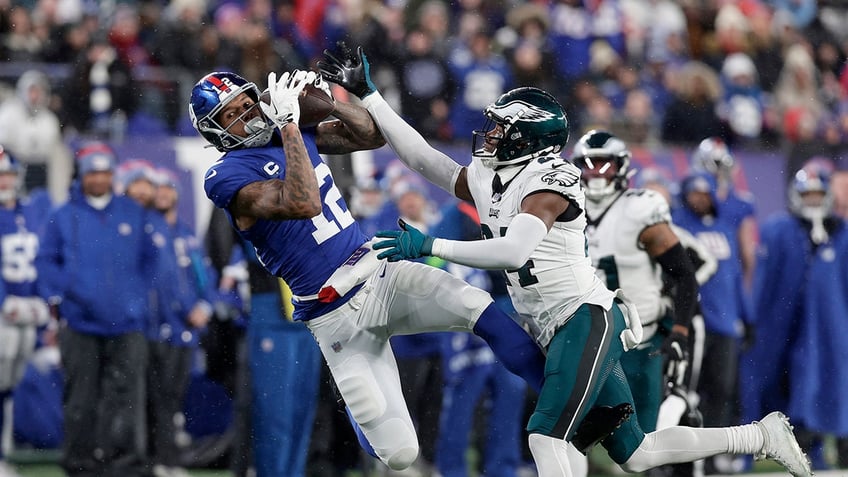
[35,142,167,477]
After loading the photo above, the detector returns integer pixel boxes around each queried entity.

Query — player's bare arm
[521,191,571,230]
[639,223,681,258]
[453,168,473,202]
[314,100,386,154]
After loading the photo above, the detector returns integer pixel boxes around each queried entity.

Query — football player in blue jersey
[321,44,813,477]
[189,68,548,473]
[0,146,51,477]
[690,137,757,291]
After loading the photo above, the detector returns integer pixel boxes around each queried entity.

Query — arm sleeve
[361,92,463,196]
[655,242,698,329]
[430,213,548,269]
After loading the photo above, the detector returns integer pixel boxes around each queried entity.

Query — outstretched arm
[374,192,567,269]
[319,43,469,201]
[314,99,386,154]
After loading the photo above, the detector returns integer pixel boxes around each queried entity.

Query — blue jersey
[204,132,368,321]
[718,190,755,229]
[672,206,747,337]
[0,197,50,301]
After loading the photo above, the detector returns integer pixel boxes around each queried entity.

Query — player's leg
[619,331,664,432]
[307,292,419,471]
[482,364,527,477]
[616,413,811,477]
[248,300,322,477]
[435,362,489,477]
[378,261,545,392]
[527,303,627,476]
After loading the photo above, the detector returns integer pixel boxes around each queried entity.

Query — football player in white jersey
[572,130,699,436]
[320,45,813,477]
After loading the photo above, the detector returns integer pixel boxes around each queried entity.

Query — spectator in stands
[547,0,626,83]
[147,167,213,477]
[0,70,72,204]
[741,158,848,469]
[718,53,767,144]
[661,61,727,145]
[447,27,512,142]
[1,6,42,61]
[35,142,166,477]
[60,32,138,138]
[0,146,51,477]
[396,27,454,142]
[500,4,563,103]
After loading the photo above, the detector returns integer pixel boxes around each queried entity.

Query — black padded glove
[317,42,377,99]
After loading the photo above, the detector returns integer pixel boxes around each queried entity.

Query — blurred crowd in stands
[2,1,848,477]
[1,0,848,157]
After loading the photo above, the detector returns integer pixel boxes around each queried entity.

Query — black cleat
[571,403,634,454]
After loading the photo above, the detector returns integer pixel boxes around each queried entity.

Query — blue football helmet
[788,157,833,220]
[189,72,273,152]
[472,87,569,168]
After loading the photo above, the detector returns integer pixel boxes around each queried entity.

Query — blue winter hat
[76,142,116,175]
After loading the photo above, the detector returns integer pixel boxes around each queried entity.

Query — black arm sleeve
[656,242,698,329]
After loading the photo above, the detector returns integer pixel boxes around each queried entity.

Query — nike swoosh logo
[204,169,218,181]
[379,263,387,278]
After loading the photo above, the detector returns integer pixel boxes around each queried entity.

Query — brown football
[259,84,335,127]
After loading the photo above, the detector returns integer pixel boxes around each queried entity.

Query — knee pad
[371,417,419,470]
[335,355,386,424]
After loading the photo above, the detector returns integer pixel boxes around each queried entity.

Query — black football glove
[317,41,377,99]
[660,330,689,386]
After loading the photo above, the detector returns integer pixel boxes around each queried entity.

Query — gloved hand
[660,329,689,386]
[317,42,377,99]
[260,70,316,128]
[373,219,435,262]
[313,73,333,100]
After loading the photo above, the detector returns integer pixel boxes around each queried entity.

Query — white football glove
[313,73,334,100]
[260,70,317,128]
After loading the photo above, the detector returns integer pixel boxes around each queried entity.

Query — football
[259,83,335,128]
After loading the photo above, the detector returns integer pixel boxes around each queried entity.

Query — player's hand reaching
[260,70,316,128]
[317,42,377,99]
[373,219,435,262]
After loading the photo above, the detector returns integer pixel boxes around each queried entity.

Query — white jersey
[466,154,615,347]
[585,189,670,327]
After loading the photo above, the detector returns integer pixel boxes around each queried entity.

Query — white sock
[621,423,762,473]
[529,433,574,477]
[566,442,588,477]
